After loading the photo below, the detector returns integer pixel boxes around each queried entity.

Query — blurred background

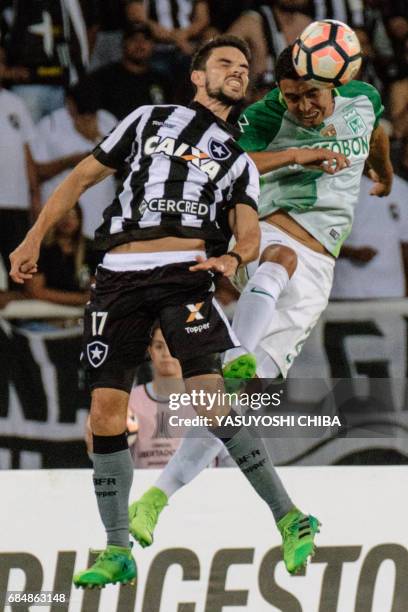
[0,0,407,470]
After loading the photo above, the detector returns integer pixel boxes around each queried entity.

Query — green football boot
[222,353,257,393]
[277,508,321,575]
[129,487,168,548]
[223,353,257,379]
[73,544,136,589]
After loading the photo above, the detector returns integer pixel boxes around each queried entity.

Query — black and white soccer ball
[292,20,362,88]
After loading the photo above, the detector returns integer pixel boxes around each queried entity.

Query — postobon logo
[186,302,204,323]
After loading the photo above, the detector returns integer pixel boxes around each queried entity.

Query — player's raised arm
[238,95,349,175]
[248,147,350,175]
[366,124,394,197]
[9,155,114,284]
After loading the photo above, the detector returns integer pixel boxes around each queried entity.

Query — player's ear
[191,69,205,89]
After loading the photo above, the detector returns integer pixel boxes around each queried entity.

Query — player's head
[148,322,182,378]
[276,46,334,127]
[190,35,251,106]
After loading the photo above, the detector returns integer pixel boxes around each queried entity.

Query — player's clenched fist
[9,236,40,284]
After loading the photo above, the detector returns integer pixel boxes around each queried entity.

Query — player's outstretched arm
[249,148,349,175]
[367,125,393,197]
[9,155,115,284]
[190,204,260,277]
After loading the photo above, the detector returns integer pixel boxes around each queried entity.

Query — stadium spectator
[127,0,210,57]
[331,175,408,299]
[0,47,39,289]
[89,0,128,70]
[1,0,91,122]
[363,0,400,83]
[25,204,99,306]
[83,23,173,120]
[126,0,209,101]
[228,0,311,80]
[311,0,364,28]
[374,0,408,58]
[205,0,254,38]
[389,35,408,175]
[85,324,233,468]
[31,83,117,238]
[355,27,385,95]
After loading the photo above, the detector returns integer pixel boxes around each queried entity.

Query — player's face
[203,47,250,106]
[149,329,181,377]
[279,79,334,127]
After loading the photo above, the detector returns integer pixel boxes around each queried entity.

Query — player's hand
[368,169,392,197]
[189,255,239,277]
[9,235,40,284]
[293,148,350,174]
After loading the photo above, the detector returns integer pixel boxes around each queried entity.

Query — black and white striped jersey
[92,102,260,254]
[146,0,200,30]
[312,0,364,28]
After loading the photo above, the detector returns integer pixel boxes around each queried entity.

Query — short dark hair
[149,320,161,344]
[67,82,99,114]
[190,35,251,74]
[123,22,153,41]
[275,45,300,83]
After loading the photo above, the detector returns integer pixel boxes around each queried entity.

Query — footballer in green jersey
[224,45,393,378]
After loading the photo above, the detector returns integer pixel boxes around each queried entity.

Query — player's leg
[73,265,153,588]
[129,425,226,547]
[224,225,298,375]
[252,233,335,380]
[74,385,137,588]
[129,272,303,572]
[183,369,322,575]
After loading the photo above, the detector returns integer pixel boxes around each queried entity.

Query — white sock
[155,427,225,498]
[226,262,290,361]
[256,348,281,378]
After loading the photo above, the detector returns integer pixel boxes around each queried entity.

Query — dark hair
[45,203,85,282]
[190,35,251,74]
[67,82,99,114]
[123,22,153,41]
[149,320,161,344]
[275,45,301,83]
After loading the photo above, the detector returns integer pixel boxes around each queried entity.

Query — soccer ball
[292,20,362,88]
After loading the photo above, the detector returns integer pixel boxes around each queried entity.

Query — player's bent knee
[260,245,297,277]
[180,353,222,378]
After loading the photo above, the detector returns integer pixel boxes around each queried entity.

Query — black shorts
[82,261,238,392]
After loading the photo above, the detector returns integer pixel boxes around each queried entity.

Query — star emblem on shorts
[91,345,103,360]
[87,341,109,368]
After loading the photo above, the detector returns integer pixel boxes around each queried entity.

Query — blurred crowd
[0,0,408,309]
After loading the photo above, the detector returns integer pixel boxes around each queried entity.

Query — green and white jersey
[238,81,384,256]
